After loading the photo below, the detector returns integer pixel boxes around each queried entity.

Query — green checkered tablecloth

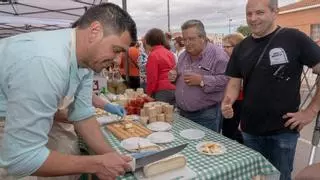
[99,114,279,180]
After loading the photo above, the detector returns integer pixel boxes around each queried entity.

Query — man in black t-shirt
[221,0,320,180]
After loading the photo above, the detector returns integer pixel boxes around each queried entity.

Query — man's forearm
[223,78,241,104]
[74,117,114,154]
[92,94,108,109]
[306,85,320,114]
[33,151,99,177]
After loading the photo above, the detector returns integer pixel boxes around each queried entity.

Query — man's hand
[104,104,126,117]
[221,96,234,119]
[284,108,317,131]
[95,152,132,180]
[183,73,202,86]
[295,163,320,180]
[168,69,178,82]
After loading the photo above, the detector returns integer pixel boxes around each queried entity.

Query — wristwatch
[200,80,205,87]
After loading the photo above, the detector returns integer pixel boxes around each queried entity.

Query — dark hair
[145,28,170,50]
[75,3,137,42]
[174,36,184,47]
[181,19,206,38]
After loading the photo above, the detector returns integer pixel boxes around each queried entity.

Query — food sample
[149,117,157,123]
[165,114,173,123]
[164,105,174,114]
[200,143,223,154]
[156,114,165,121]
[135,144,160,152]
[143,154,187,177]
[123,115,139,121]
[95,108,108,117]
[106,121,152,140]
[140,116,149,125]
[124,123,133,129]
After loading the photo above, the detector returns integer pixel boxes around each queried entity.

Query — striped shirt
[175,43,229,112]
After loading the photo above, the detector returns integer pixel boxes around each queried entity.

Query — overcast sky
[108,0,297,36]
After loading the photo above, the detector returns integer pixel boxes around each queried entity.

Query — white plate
[96,115,121,125]
[196,141,226,156]
[147,132,174,144]
[179,129,205,140]
[120,137,160,152]
[147,122,172,132]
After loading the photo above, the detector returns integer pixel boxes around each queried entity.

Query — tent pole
[122,0,130,86]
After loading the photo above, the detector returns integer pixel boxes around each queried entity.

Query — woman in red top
[144,28,176,104]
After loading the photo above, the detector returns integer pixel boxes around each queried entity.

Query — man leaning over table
[0,3,136,180]
[168,19,229,132]
[37,93,126,180]
[221,0,320,179]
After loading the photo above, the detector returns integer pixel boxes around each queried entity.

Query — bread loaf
[157,114,165,121]
[143,154,186,177]
[140,116,149,125]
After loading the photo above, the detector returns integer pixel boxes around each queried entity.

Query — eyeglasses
[183,36,202,44]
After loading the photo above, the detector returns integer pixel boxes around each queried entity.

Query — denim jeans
[242,132,299,180]
[179,105,221,132]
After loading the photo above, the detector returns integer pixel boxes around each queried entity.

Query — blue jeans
[179,105,221,132]
[242,132,299,180]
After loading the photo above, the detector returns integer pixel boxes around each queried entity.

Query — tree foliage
[237,25,251,37]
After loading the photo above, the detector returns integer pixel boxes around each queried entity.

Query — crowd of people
[1,0,320,180]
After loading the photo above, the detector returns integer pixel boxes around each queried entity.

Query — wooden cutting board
[106,121,152,140]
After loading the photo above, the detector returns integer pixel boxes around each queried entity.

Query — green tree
[237,25,251,37]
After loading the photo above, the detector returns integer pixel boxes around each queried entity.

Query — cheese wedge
[143,154,186,177]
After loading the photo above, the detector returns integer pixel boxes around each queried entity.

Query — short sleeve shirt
[226,27,320,135]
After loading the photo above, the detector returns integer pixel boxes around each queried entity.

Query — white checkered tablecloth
[101,114,279,180]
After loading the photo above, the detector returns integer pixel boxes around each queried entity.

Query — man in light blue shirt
[0,3,137,179]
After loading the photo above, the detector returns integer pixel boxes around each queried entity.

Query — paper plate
[196,141,226,156]
[179,129,205,140]
[120,137,160,152]
[147,122,172,132]
[147,132,174,144]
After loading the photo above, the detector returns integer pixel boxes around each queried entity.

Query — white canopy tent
[0,0,111,38]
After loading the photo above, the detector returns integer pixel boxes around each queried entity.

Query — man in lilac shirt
[169,19,229,132]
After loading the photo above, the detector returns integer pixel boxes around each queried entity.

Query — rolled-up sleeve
[1,57,67,177]
[68,71,95,121]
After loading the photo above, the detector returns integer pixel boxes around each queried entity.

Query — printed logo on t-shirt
[269,48,288,66]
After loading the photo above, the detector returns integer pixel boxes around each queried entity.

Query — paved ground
[289,71,319,178]
[293,115,320,177]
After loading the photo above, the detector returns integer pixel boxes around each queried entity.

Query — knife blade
[130,143,188,170]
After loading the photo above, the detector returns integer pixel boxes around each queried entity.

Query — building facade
[276,0,320,41]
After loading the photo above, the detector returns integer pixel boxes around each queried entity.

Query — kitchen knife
[129,143,188,171]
